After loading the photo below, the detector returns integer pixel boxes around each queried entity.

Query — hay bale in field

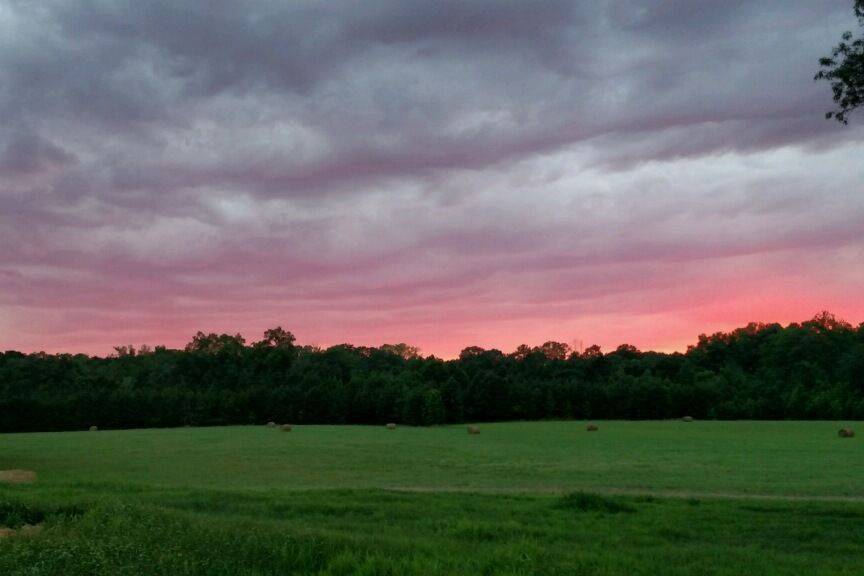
[586,424,599,432]
[467,425,480,435]
[280,424,292,432]
[18,524,42,537]
[0,524,42,539]
[266,421,277,427]
[89,425,98,432]
[682,416,693,422]
[0,469,37,484]
[386,423,397,430]
[838,428,855,438]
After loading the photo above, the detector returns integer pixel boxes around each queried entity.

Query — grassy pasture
[1,421,863,575]
[3,421,862,496]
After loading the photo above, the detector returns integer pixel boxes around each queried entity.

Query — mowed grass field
[1,421,863,575]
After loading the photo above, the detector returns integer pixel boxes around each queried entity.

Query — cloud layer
[1,0,863,356]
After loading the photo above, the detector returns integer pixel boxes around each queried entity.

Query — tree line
[1,313,863,432]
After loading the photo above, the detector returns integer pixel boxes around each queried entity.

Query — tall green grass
[2,486,864,575]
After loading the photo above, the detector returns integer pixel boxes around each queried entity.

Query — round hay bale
[280,424,292,432]
[682,416,693,422]
[19,524,42,537]
[586,424,599,432]
[467,425,480,435]
[0,524,42,539]
[266,421,276,427]
[838,428,855,438]
[89,425,98,432]
[386,423,397,430]
[0,469,37,484]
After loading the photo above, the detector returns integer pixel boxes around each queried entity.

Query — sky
[1,0,863,358]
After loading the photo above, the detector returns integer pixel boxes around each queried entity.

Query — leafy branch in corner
[816,0,864,123]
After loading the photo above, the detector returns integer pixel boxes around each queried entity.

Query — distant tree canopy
[1,312,863,432]
[816,0,864,123]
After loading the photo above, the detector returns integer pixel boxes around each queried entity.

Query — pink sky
[1,1,863,358]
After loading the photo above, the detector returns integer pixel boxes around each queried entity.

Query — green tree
[257,327,296,349]
[421,388,446,426]
[184,332,246,355]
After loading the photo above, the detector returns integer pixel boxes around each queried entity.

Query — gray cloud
[1,0,863,355]
[0,129,76,175]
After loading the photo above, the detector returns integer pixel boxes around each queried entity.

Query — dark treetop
[1,312,863,432]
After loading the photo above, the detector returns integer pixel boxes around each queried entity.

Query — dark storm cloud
[0,129,76,175]
[50,0,580,94]
[2,0,854,198]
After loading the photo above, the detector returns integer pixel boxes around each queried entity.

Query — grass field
[2,421,863,575]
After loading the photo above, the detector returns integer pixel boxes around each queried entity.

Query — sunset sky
[1,1,863,358]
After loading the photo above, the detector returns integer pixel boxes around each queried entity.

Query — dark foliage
[816,0,864,123]
[556,492,635,514]
[1,313,863,432]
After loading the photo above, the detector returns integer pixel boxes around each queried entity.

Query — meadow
[1,421,863,575]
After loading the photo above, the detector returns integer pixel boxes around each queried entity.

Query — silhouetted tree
[816,0,864,123]
[1,311,863,432]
